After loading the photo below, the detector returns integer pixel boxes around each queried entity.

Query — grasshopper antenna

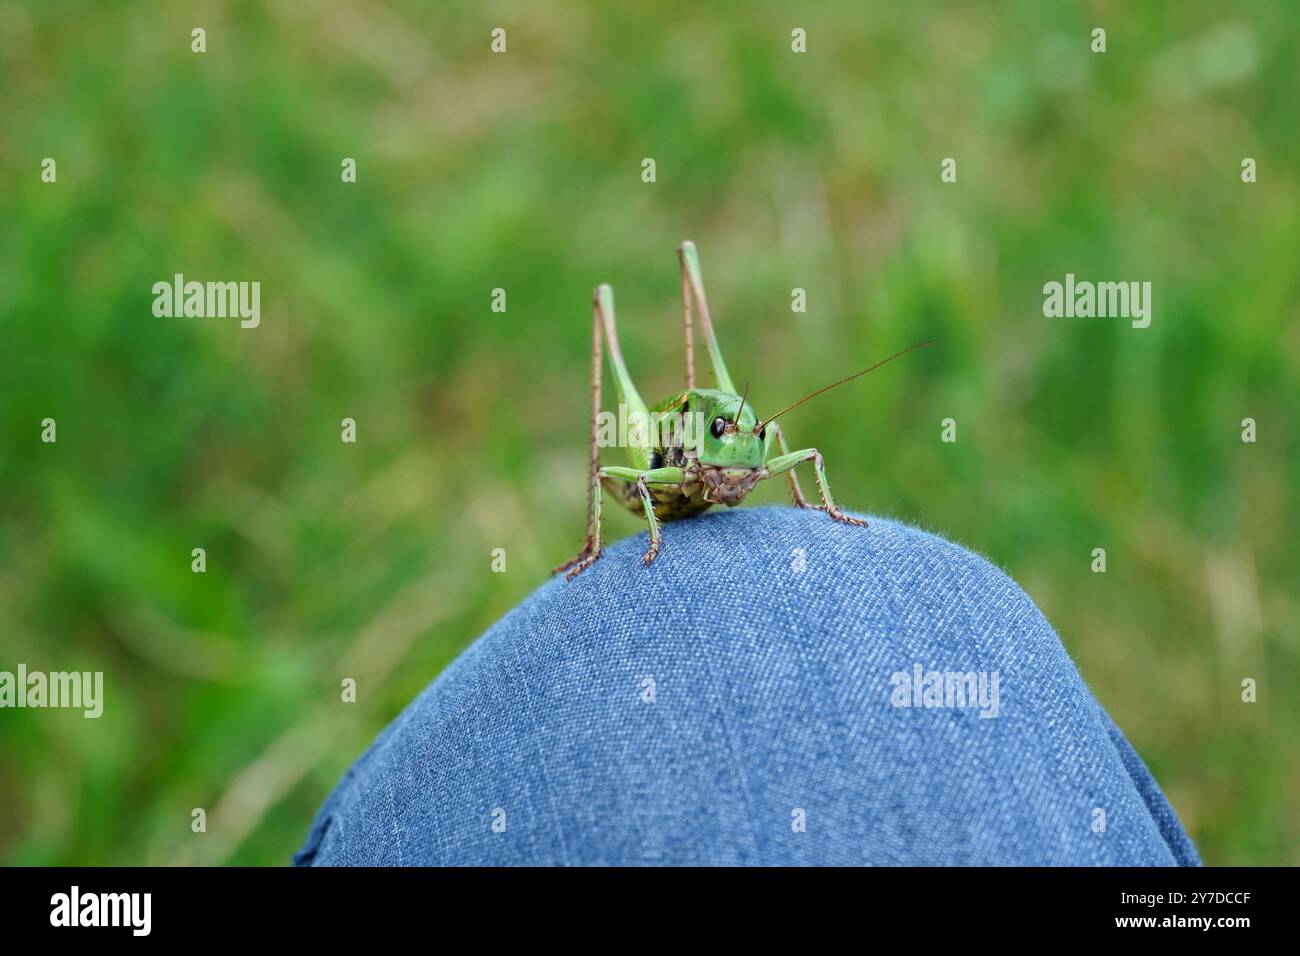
[755,339,935,433]
[731,380,750,429]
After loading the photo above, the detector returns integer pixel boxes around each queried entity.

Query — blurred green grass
[1,0,1297,865]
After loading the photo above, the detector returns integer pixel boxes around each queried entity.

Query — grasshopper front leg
[560,466,684,578]
[762,448,868,527]
[615,465,683,566]
[769,422,812,509]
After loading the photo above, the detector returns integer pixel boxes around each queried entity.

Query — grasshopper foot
[826,507,868,528]
[642,541,661,566]
[553,538,594,575]
[564,552,601,579]
[553,554,585,575]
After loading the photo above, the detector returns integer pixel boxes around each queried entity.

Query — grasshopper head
[694,390,767,471]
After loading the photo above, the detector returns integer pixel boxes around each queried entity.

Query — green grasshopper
[556,241,932,579]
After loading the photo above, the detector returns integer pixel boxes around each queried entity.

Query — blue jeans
[295,507,1199,866]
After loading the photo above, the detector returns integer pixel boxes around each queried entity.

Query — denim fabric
[295,507,1200,866]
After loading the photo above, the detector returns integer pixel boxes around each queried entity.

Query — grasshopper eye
[710,417,727,439]
[756,423,767,441]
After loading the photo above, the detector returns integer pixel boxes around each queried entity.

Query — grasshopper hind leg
[556,468,683,578]
[557,284,663,578]
[553,536,597,577]
[553,474,638,578]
